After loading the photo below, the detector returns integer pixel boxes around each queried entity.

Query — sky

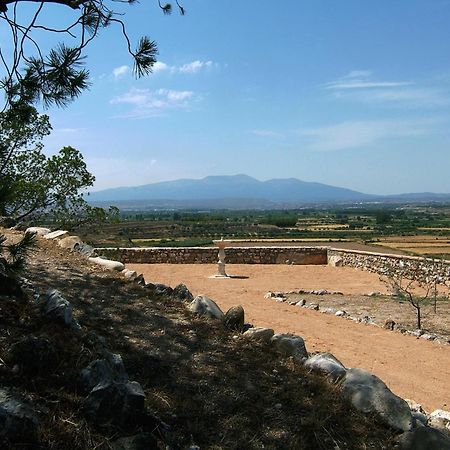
[5,0,450,194]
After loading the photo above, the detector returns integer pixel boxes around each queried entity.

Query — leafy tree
[0,0,185,109]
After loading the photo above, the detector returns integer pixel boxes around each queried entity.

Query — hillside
[88,175,450,209]
[0,228,401,449]
[88,174,374,204]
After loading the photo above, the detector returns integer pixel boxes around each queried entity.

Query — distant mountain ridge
[88,174,450,207]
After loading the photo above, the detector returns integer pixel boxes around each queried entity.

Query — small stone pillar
[213,238,229,278]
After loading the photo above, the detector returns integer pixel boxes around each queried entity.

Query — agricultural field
[64,202,450,258]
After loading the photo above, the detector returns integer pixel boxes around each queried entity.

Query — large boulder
[88,256,125,271]
[270,334,308,362]
[304,352,347,381]
[81,352,129,391]
[0,388,40,442]
[341,368,413,431]
[224,305,245,332]
[189,295,224,320]
[83,381,145,426]
[396,426,450,450]
[243,327,274,344]
[172,283,194,303]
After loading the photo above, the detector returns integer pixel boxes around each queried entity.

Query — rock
[189,295,224,320]
[122,269,138,279]
[40,289,81,330]
[264,292,275,299]
[384,319,396,330]
[243,327,274,344]
[74,242,96,257]
[172,283,194,302]
[270,333,308,362]
[341,368,413,431]
[145,282,173,296]
[412,411,428,427]
[304,353,347,381]
[81,352,129,391]
[335,310,346,317]
[43,229,68,240]
[9,336,58,375]
[321,307,338,315]
[274,297,285,303]
[88,256,125,271]
[58,235,82,250]
[405,399,427,415]
[307,303,319,311]
[0,388,40,442]
[224,305,245,332]
[420,333,436,341]
[329,255,343,267]
[368,291,380,297]
[111,433,158,450]
[295,299,306,307]
[25,226,50,237]
[134,274,145,285]
[428,409,450,431]
[83,381,145,426]
[396,426,450,450]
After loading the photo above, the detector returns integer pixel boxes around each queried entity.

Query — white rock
[25,227,50,236]
[189,295,224,320]
[429,409,450,431]
[88,257,125,271]
[270,333,307,361]
[341,368,413,432]
[335,310,346,317]
[43,230,68,240]
[243,327,274,344]
[58,235,82,250]
[122,269,138,279]
[304,352,347,381]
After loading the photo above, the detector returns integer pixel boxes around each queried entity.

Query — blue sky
[9,0,450,194]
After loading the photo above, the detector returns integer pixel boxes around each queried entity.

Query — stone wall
[97,246,328,265]
[328,248,450,285]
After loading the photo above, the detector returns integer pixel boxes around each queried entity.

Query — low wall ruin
[97,246,328,265]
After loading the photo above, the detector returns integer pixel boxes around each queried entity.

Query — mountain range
[88,175,450,209]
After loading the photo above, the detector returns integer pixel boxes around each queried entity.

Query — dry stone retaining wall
[328,249,450,285]
[96,246,328,265]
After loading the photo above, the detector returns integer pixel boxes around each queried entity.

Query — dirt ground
[129,263,450,413]
[1,230,400,449]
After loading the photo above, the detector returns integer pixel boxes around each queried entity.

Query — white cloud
[297,120,429,152]
[138,59,217,75]
[110,87,195,118]
[250,129,283,138]
[178,60,214,74]
[325,71,449,107]
[152,61,169,73]
[112,65,130,79]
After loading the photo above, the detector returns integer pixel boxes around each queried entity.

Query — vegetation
[73,203,450,254]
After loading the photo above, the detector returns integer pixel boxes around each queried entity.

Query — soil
[129,263,450,413]
[0,229,399,449]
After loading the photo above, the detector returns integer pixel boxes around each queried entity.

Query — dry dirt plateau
[129,263,450,413]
